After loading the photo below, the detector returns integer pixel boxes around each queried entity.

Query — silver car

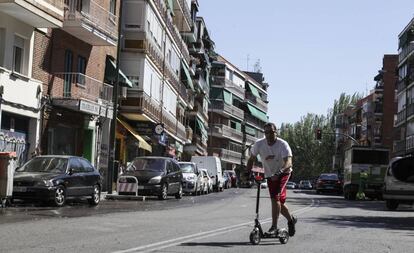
[178,162,203,195]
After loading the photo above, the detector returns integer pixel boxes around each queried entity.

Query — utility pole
[107,0,124,194]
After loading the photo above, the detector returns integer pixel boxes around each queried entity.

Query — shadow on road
[314,215,414,234]
[181,241,277,247]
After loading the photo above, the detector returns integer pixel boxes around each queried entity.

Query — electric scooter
[249,174,289,245]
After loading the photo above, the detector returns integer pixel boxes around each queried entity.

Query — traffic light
[316,128,322,140]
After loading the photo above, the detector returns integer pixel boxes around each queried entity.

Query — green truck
[343,146,389,200]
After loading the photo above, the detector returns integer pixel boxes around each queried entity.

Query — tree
[278,92,362,181]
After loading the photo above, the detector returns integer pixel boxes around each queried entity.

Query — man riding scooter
[246,122,297,237]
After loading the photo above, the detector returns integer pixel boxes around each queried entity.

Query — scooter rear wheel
[249,229,261,245]
[278,229,289,244]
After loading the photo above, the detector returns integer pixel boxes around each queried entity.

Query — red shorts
[267,173,291,204]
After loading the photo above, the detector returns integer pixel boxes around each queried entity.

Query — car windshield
[127,158,166,172]
[319,174,338,180]
[16,157,68,173]
[179,163,195,173]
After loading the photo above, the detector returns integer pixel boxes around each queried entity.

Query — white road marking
[112,199,319,253]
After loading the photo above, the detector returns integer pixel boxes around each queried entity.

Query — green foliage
[279,92,362,181]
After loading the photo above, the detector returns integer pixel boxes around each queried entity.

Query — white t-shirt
[250,137,293,178]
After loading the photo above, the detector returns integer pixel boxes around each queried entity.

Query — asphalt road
[0,188,413,253]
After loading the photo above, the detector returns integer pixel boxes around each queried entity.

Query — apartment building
[119,0,197,162]
[208,55,268,171]
[394,17,414,157]
[20,0,123,191]
[182,16,214,159]
[0,0,64,165]
[333,55,397,169]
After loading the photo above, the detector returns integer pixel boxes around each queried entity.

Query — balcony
[185,126,193,143]
[398,40,414,64]
[208,148,242,165]
[209,100,244,120]
[51,72,113,117]
[245,93,268,112]
[0,0,64,27]
[393,139,406,154]
[407,135,414,151]
[120,90,161,123]
[63,0,118,46]
[407,103,414,121]
[152,0,190,63]
[245,114,265,128]
[188,101,208,121]
[173,0,192,32]
[209,124,243,143]
[246,134,258,146]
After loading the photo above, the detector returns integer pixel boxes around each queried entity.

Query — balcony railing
[209,100,244,120]
[395,109,406,126]
[398,41,414,63]
[225,79,245,99]
[407,135,414,151]
[53,73,113,103]
[208,148,242,164]
[185,126,193,142]
[63,0,117,45]
[192,101,208,121]
[209,124,243,143]
[176,120,186,141]
[407,103,414,120]
[173,0,192,31]
[246,134,258,145]
[245,93,268,112]
[394,139,406,154]
[121,90,162,122]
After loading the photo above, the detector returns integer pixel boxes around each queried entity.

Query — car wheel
[158,183,168,200]
[175,184,183,199]
[386,200,399,211]
[88,184,101,206]
[53,185,66,207]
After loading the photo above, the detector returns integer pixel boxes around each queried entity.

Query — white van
[191,156,224,192]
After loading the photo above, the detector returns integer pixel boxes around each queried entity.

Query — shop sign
[79,100,100,115]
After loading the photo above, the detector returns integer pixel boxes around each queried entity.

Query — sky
[198,0,414,125]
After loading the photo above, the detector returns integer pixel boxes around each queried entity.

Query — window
[79,158,95,172]
[109,0,116,15]
[13,35,25,74]
[69,158,84,173]
[77,56,87,85]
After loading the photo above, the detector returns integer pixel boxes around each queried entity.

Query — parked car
[299,180,313,190]
[12,155,102,207]
[224,170,237,187]
[200,169,213,193]
[124,157,183,200]
[178,162,203,195]
[383,156,414,210]
[286,181,297,189]
[191,156,224,191]
[316,173,343,194]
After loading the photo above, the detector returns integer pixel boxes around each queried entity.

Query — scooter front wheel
[278,229,289,244]
[249,229,261,245]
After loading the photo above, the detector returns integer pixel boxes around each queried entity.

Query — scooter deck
[263,228,288,239]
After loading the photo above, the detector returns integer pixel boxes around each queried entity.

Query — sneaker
[267,225,279,236]
[288,216,297,236]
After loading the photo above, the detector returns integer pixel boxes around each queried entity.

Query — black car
[316,173,343,194]
[12,156,102,207]
[124,157,183,200]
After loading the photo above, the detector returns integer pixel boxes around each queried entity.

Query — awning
[247,104,268,122]
[196,118,208,137]
[223,89,232,105]
[105,57,133,88]
[247,83,261,98]
[117,118,152,152]
[181,61,194,91]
